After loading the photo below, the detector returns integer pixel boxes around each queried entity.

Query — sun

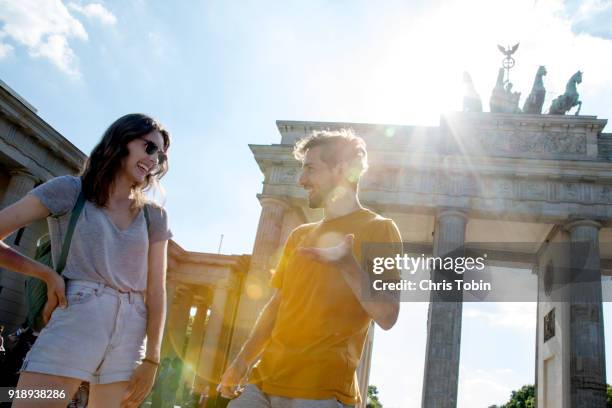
[359,0,543,127]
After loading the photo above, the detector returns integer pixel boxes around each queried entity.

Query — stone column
[422,209,467,408]
[160,281,176,357]
[182,294,210,392]
[0,169,38,210]
[563,219,606,407]
[194,284,230,395]
[249,196,290,275]
[0,169,38,330]
[229,196,288,359]
[162,284,193,359]
[0,170,39,255]
[356,322,375,408]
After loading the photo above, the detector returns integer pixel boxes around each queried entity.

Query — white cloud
[458,367,528,407]
[0,1,116,76]
[464,303,537,331]
[68,2,117,25]
[0,0,116,77]
[0,0,88,76]
[30,33,80,75]
[0,41,13,58]
[573,0,612,22]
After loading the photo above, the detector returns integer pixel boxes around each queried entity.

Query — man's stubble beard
[307,194,322,209]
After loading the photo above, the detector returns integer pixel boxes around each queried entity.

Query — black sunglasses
[143,139,167,165]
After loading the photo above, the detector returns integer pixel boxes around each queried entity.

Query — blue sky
[2,0,612,406]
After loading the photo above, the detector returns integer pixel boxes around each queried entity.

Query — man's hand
[297,234,355,266]
[217,357,249,399]
[121,361,158,408]
[301,233,400,330]
[42,270,67,324]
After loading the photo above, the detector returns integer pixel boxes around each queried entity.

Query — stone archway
[230,112,612,407]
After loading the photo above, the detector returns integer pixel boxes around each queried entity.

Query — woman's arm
[0,195,67,309]
[121,239,168,407]
[144,239,168,362]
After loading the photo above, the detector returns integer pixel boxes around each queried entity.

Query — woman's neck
[107,174,133,208]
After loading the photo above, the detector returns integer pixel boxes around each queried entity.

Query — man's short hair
[293,128,368,184]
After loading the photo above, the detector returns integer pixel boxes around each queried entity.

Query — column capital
[9,168,36,181]
[212,282,232,292]
[192,294,207,306]
[174,283,191,297]
[1,168,39,209]
[563,219,602,232]
[435,208,469,221]
[257,194,291,211]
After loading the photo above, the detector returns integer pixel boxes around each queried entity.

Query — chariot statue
[549,70,583,115]
[522,65,547,114]
[490,68,521,113]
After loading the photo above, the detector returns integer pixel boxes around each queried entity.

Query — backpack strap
[143,204,151,236]
[55,189,85,274]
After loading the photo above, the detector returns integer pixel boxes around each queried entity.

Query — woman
[0,113,172,408]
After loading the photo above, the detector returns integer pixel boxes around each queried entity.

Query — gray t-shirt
[29,175,172,292]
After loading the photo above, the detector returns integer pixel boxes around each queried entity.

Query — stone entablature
[276,113,608,161]
[441,112,606,160]
[168,241,250,289]
[0,82,85,180]
[252,114,612,225]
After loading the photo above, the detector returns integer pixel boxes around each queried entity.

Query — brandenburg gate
[226,113,612,407]
[1,77,611,407]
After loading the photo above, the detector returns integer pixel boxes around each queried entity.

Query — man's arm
[217,289,282,397]
[335,243,399,330]
[299,234,400,330]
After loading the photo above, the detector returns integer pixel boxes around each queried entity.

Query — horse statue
[462,71,482,112]
[549,70,582,115]
[522,65,547,114]
[490,68,521,113]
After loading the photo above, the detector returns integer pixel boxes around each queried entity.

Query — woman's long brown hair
[80,113,171,208]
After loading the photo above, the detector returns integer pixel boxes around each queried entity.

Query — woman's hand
[42,270,67,324]
[121,361,158,408]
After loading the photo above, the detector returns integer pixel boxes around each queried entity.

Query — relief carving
[363,168,397,191]
[476,130,586,155]
[402,171,418,191]
[278,167,298,184]
[560,182,581,201]
[491,178,514,198]
[597,185,612,204]
[521,181,548,200]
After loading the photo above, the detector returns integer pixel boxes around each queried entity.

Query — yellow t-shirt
[250,208,402,405]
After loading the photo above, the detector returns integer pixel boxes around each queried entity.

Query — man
[219,129,402,408]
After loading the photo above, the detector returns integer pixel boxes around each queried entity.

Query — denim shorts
[21,279,147,384]
[228,384,355,408]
